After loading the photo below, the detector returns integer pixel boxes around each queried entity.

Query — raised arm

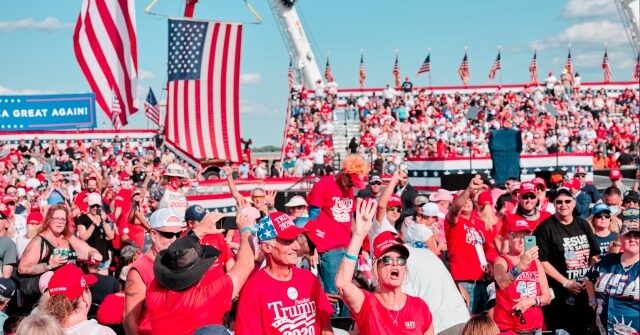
[335,199,377,315]
[446,175,487,226]
[376,170,404,223]
[224,212,255,298]
[222,166,244,206]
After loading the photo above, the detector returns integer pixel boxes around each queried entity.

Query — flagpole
[464,46,468,87]
[428,47,432,90]
[498,45,502,86]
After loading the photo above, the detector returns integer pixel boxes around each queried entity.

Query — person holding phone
[76,193,115,274]
[184,204,234,276]
[493,218,551,333]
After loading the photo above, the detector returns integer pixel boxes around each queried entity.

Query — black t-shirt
[534,215,600,285]
[154,133,164,148]
[90,273,119,305]
[131,170,146,185]
[356,186,377,199]
[401,81,413,93]
[76,214,110,261]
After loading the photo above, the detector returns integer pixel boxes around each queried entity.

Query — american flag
[417,53,430,75]
[458,52,470,85]
[392,55,401,88]
[166,18,243,162]
[633,53,640,82]
[144,87,161,126]
[529,51,538,84]
[488,51,501,82]
[73,0,138,128]
[602,49,612,83]
[288,60,294,89]
[111,91,122,129]
[565,50,573,78]
[565,248,590,271]
[324,57,334,82]
[359,53,366,89]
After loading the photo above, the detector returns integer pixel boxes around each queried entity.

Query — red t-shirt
[97,292,125,325]
[235,267,334,335]
[74,190,90,213]
[445,212,487,281]
[128,254,155,335]
[494,257,544,331]
[353,290,433,335]
[305,176,354,252]
[200,233,233,276]
[146,271,233,335]
[501,211,552,237]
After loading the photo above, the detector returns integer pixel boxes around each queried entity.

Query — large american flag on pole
[529,51,538,84]
[565,50,574,78]
[633,53,640,83]
[417,53,430,75]
[602,49,612,83]
[324,57,334,82]
[392,55,401,88]
[359,53,366,89]
[488,51,501,82]
[73,0,138,128]
[458,52,470,85]
[111,90,122,129]
[288,59,295,89]
[144,87,161,126]
[166,18,243,162]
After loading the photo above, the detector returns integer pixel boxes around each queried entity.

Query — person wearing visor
[336,200,434,335]
[284,195,309,223]
[586,219,639,335]
[236,212,334,334]
[493,216,550,334]
[304,154,367,317]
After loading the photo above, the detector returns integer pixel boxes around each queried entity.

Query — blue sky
[1,0,638,146]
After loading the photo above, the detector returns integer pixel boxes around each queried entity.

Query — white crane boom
[615,0,640,54]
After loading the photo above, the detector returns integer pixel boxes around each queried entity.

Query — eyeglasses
[387,207,402,213]
[369,181,382,186]
[521,194,537,200]
[154,230,183,239]
[288,205,306,211]
[594,213,611,219]
[51,217,66,222]
[378,256,407,266]
[5,202,15,207]
[555,199,573,205]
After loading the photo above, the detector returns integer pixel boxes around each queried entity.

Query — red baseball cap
[575,166,587,175]
[477,191,493,207]
[563,178,581,190]
[387,195,403,208]
[48,264,97,301]
[1,195,15,205]
[532,177,546,189]
[609,169,622,180]
[257,212,305,242]
[97,292,125,325]
[0,203,10,219]
[519,182,537,195]
[26,212,43,225]
[508,218,533,233]
[119,172,131,181]
[31,203,40,212]
[372,231,409,260]
[348,173,365,189]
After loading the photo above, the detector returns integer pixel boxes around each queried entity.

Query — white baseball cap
[149,208,185,230]
[421,202,445,218]
[285,196,308,207]
[87,193,102,207]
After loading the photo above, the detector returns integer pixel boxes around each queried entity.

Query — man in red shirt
[501,182,552,246]
[445,175,490,314]
[304,154,367,316]
[184,204,235,275]
[73,177,98,213]
[145,211,255,335]
[235,212,334,335]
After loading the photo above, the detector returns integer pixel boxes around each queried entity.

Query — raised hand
[352,199,377,237]
[235,212,253,231]
[468,174,488,193]
[222,166,233,178]
[519,246,539,269]
[265,190,277,208]
[194,211,226,235]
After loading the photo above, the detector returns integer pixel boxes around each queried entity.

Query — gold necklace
[380,294,400,327]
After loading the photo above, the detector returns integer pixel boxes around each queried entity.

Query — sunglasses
[90,204,101,209]
[369,181,382,186]
[512,309,527,325]
[5,202,15,206]
[251,195,265,200]
[387,207,402,213]
[555,199,573,205]
[624,200,639,204]
[575,174,586,178]
[521,194,537,200]
[378,256,407,266]
[594,213,611,219]
[154,230,183,239]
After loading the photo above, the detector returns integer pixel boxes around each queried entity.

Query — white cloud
[240,99,279,116]
[240,73,261,85]
[138,69,156,80]
[533,20,627,50]
[563,0,617,18]
[0,85,56,95]
[0,17,72,32]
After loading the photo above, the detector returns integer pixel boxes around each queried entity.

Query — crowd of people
[1,131,638,335]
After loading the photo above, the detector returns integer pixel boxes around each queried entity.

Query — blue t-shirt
[47,189,65,205]
[587,253,640,335]
[595,232,618,257]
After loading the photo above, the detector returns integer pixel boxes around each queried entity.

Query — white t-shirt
[64,319,116,335]
[158,188,188,220]
[11,215,27,244]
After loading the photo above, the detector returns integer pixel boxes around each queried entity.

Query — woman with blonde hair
[15,313,65,335]
[587,203,619,257]
[42,264,115,335]
[461,314,499,335]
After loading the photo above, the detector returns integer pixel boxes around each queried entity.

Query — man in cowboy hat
[156,163,189,218]
[145,211,255,335]
[235,212,334,334]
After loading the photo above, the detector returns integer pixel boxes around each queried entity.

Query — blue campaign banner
[0,93,96,131]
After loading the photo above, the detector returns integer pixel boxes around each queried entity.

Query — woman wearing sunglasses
[336,200,435,335]
[588,203,620,257]
[493,218,551,333]
[76,193,115,274]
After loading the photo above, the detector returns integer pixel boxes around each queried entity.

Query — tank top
[494,257,544,332]
[129,254,155,335]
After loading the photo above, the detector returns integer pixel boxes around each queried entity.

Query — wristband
[239,227,252,235]
[562,279,571,288]
[344,253,358,261]
[510,265,522,278]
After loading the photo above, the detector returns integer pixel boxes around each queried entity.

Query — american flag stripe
[73,0,138,128]
[144,88,160,125]
[359,54,366,89]
[529,51,538,84]
[633,53,640,82]
[417,53,430,75]
[166,19,242,162]
[602,50,611,83]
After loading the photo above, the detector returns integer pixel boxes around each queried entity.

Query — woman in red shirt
[493,219,551,333]
[336,200,434,335]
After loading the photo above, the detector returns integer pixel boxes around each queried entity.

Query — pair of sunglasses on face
[377,255,407,266]
[387,207,402,213]
[154,230,183,239]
